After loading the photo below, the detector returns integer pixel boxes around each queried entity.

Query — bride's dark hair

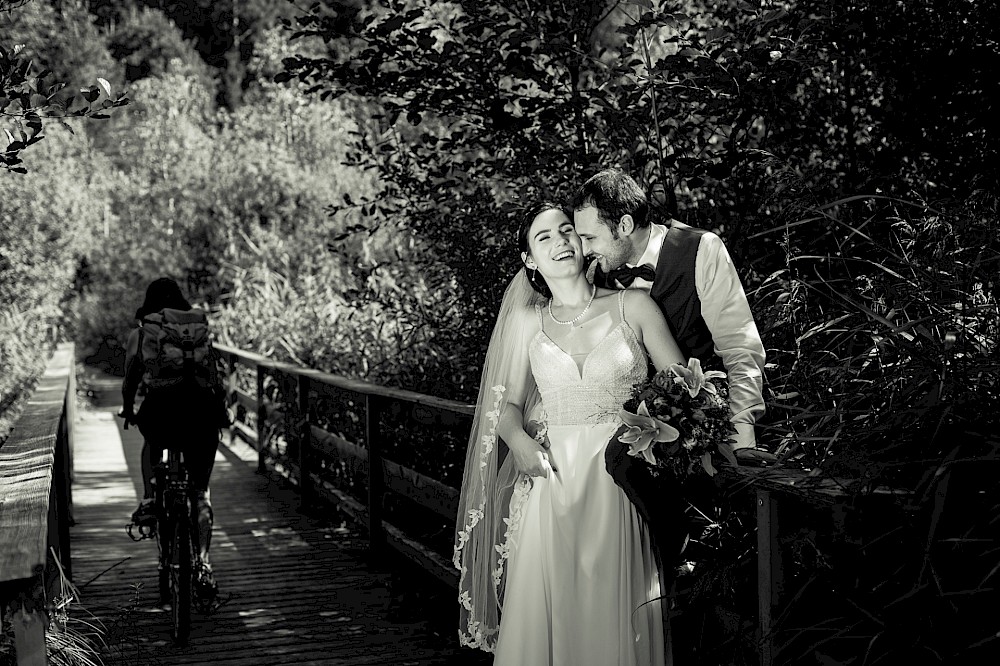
[516,201,571,298]
[135,277,191,320]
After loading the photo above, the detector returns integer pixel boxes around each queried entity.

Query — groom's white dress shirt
[622,222,766,450]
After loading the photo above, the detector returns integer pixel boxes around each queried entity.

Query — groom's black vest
[598,221,717,366]
[649,221,717,366]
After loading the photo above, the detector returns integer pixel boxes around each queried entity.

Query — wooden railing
[0,343,75,666]
[214,341,914,666]
[215,342,474,585]
[722,465,918,665]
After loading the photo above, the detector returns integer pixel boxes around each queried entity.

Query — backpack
[139,308,214,390]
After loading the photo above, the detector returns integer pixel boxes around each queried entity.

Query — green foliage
[72,68,218,363]
[756,194,999,480]
[274,2,999,661]
[1,124,113,428]
[1,1,129,172]
[107,5,215,88]
[274,1,837,399]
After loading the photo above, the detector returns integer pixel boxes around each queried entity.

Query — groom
[570,168,767,587]
[571,168,766,451]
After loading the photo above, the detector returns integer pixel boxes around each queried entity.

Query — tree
[106,5,215,88]
[1,0,128,172]
[1,121,114,421]
[798,0,1000,196]
[124,0,298,108]
[277,0,815,395]
[73,68,217,362]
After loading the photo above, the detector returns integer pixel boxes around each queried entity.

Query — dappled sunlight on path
[70,367,487,665]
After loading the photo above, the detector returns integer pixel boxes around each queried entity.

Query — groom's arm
[694,233,766,450]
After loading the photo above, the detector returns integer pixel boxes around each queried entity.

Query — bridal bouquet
[617,358,738,479]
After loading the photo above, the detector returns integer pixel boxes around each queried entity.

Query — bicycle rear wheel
[154,469,169,605]
[169,508,192,644]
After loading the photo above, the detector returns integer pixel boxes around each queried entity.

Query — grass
[0,551,105,666]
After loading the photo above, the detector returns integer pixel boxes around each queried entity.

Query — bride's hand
[508,436,555,478]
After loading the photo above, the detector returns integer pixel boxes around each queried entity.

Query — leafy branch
[1,43,129,173]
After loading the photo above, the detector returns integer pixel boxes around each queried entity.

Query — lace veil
[453,269,543,651]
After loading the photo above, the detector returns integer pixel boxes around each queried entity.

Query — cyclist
[122,277,225,599]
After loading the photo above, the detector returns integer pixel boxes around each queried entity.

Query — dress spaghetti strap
[617,289,626,322]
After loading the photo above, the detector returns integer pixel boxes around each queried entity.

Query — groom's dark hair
[570,168,650,231]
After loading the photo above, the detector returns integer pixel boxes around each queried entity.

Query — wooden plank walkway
[70,369,491,665]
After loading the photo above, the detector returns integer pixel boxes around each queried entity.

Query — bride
[454,202,686,665]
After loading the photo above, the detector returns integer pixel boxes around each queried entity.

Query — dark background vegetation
[2,1,997,663]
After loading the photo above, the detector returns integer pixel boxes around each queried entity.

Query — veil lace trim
[453,385,537,651]
[454,386,505,650]
[493,475,532,593]
[453,270,543,652]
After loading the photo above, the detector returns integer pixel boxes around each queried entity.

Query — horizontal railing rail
[215,342,474,586]
[0,342,75,666]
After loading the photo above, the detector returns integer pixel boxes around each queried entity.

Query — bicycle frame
[154,446,193,646]
[121,409,220,642]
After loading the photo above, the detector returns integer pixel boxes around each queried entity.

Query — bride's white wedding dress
[494,291,668,666]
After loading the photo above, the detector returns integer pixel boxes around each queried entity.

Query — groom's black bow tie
[607,263,656,287]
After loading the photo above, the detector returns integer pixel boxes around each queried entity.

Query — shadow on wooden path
[70,368,490,665]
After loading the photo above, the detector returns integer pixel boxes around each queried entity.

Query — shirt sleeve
[694,233,766,449]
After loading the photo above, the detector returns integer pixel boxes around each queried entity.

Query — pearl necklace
[548,284,597,326]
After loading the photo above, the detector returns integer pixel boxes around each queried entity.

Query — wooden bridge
[1,344,492,665]
[1,342,911,666]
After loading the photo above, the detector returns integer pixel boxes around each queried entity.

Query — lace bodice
[529,292,648,426]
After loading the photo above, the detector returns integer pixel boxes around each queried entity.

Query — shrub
[1,124,111,427]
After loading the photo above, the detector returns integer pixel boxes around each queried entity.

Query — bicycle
[121,411,216,645]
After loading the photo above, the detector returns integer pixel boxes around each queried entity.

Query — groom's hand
[525,419,549,447]
[734,447,777,466]
[729,422,777,466]
[585,257,600,284]
[731,421,758,450]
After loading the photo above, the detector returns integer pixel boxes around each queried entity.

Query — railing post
[63,346,75,526]
[53,408,72,581]
[0,342,73,665]
[297,374,312,510]
[365,395,386,561]
[12,606,47,666]
[283,372,298,460]
[226,351,238,447]
[46,476,64,600]
[256,364,267,474]
[757,489,782,666]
